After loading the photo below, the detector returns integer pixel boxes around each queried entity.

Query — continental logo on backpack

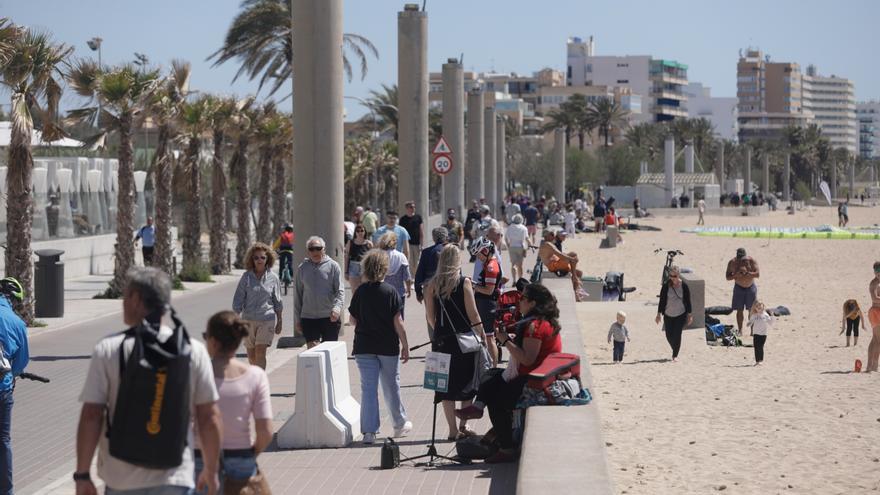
[108,308,192,469]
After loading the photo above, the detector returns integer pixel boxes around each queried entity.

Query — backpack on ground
[108,308,192,469]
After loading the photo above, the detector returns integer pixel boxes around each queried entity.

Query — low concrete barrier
[517,277,614,495]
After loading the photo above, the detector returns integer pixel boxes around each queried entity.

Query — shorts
[846,317,860,337]
[475,296,497,335]
[244,319,276,348]
[348,261,362,278]
[869,307,880,328]
[731,284,757,311]
[547,258,572,275]
[301,317,341,343]
[509,246,526,265]
[527,225,537,235]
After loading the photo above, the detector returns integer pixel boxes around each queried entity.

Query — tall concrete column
[441,58,465,217]
[849,162,855,199]
[483,107,497,213]
[496,118,506,211]
[397,4,428,216]
[553,129,566,204]
[465,89,484,204]
[717,144,725,193]
[762,153,770,194]
[291,0,344,264]
[783,153,791,201]
[831,161,838,200]
[871,163,877,184]
[664,136,675,204]
[684,143,694,205]
[744,148,752,195]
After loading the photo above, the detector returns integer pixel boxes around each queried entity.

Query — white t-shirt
[505,224,529,248]
[749,312,774,336]
[79,326,218,491]
[698,199,706,213]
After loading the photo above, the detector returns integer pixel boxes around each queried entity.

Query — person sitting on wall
[538,230,587,301]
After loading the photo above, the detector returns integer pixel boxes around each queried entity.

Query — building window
[617,79,629,84]
[586,64,592,73]
[616,63,629,68]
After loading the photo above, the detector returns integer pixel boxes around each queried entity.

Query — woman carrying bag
[424,245,489,441]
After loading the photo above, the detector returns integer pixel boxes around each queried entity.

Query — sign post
[431,135,453,176]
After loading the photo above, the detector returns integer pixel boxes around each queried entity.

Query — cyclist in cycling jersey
[0,277,29,493]
[272,224,295,282]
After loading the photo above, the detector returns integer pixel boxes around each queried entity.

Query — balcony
[653,104,688,117]
[651,72,688,86]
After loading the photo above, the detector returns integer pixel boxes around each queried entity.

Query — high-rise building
[685,82,738,141]
[566,36,688,123]
[857,101,880,159]
[736,49,811,143]
[801,65,857,155]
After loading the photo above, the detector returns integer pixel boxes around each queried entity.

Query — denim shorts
[194,453,258,494]
[348,261,362,278]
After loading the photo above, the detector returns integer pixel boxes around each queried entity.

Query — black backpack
[108,308,192,469]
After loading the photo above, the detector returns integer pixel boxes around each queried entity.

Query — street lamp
[87,37,103,127]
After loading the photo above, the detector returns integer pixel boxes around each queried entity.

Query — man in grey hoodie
[294,236,346,348]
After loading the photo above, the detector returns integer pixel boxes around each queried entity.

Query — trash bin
[34,249,64,318]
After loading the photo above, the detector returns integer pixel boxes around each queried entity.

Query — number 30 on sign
[432,154,452,175]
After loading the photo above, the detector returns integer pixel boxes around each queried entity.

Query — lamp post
[87,37,103,127]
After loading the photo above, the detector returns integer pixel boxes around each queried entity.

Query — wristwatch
[73,472,91,482]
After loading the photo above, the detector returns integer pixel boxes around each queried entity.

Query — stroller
[704,306,742,347]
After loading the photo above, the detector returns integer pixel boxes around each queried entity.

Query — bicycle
[277,249,294,296]
[654,248,684,288]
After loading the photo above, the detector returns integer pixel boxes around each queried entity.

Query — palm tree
[585,97,630,147]
[543,96,583,147]
[145,60,190,275]
[625,122,661,163]
[364,84,399,139]
[176,95,216,277]
[228,99,257,267]
[253,103,284,243]
[209,0,378,97]
[1,26,70,322]
[67,61,159,297]
[271,117,292,239]
[208,96,237,274]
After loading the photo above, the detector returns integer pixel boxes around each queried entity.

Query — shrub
[178,263,213,283]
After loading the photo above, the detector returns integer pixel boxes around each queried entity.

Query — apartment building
[685,82,738,141]
[736,49,811,142]
[857,101,880,159]
[566,36,688,123]
[801,65,857,155]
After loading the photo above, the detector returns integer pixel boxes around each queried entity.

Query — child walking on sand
[607,311,630,363]
[840,299,866,347]
[748,300,773,365]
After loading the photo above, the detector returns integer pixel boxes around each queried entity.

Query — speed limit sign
[432,154,453,175]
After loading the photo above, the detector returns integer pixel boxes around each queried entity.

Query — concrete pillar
[397,4,428,217]
[483,107,497,213]
[465,89,484,204]
[830,161,838,200]
[684,143,694,173]
[441,58,465,218]
[640,160,648,175]
[871,164,877,184]
[717,144,725,193]
[292,0,344,265]
[783,153,791,202]
[664,136,675,204]
[744,148,752,195]
[496,118,506,211]
[762,153,770,194]
[553,129,566,204]
[849,161,855,199]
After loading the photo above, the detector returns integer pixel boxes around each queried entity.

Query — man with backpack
[0,277,29,494]
[75,267,222,495]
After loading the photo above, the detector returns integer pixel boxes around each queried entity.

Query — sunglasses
[253,255,267,260]
[669,274,679,279]
[308,246,324,252]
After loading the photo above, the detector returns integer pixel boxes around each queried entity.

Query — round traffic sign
[432,154,453,175]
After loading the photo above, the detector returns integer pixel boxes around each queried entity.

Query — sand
[560,204,880,494]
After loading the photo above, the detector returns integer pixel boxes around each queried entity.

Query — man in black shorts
[294,236,346,348]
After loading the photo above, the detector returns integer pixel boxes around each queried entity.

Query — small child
[607,311,630,363]
[839,299,866,347]
[748,300,774,365]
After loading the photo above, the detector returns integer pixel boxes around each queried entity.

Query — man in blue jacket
[0,277,29,494]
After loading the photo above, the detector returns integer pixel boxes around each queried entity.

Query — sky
[2,0,878,119]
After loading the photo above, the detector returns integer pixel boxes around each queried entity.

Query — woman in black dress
[655,265,693,361]
[424,244,487,440]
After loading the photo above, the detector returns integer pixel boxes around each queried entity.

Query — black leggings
[753,334,767,362]
[476,372,527,449]
[663,313,687,359]
[846,317,860,337]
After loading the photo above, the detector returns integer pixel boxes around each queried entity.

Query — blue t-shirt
[0,298,28,392]
[136,225,156,247]
[372,225,410,252]
[523,207,539,226]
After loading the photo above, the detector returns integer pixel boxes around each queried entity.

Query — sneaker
[393,421,413,438]
[455,405,484,420]
[362,432,376,444]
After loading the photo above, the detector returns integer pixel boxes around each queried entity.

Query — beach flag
[819,181,832,206]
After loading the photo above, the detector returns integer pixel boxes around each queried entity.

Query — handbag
[223,469,272,495]
[437,295,482,354]
[380,437,400,469]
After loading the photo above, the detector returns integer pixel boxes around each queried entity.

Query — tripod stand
[400,399,470,467]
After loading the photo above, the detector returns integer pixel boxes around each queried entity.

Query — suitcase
[526,352,580,390]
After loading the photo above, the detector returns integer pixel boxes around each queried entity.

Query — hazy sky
[3,0,877,118]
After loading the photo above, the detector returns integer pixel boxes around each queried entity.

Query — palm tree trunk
[604,127,611,147]
[232,137,251,267]
[6,107,35,323]
[577,132,585,151]
[152,124,174,275]
[256,147,272,243]
[271,151,285,238]
[107,114,137,297]
[181,137,201,274]
[209,130,227,274]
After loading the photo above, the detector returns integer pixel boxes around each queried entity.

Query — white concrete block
[605,226,618,248]
[86,170,102,193]
[56,169,72,193]
[31,167,47,194]
[133,171,147,193]
[276,341,360,449]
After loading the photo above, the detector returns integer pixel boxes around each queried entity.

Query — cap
[736,248,746,258]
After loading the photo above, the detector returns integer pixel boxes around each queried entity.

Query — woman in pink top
[195,311,273,492]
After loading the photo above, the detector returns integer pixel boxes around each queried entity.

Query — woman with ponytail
[195,311,273,492]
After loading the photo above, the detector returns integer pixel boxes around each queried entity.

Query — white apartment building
[566,37,688,123]
[857,101,880,159]
[801,65,857,155]
[685,82,738,141]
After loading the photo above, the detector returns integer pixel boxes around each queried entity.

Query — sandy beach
[554,204,880,494]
